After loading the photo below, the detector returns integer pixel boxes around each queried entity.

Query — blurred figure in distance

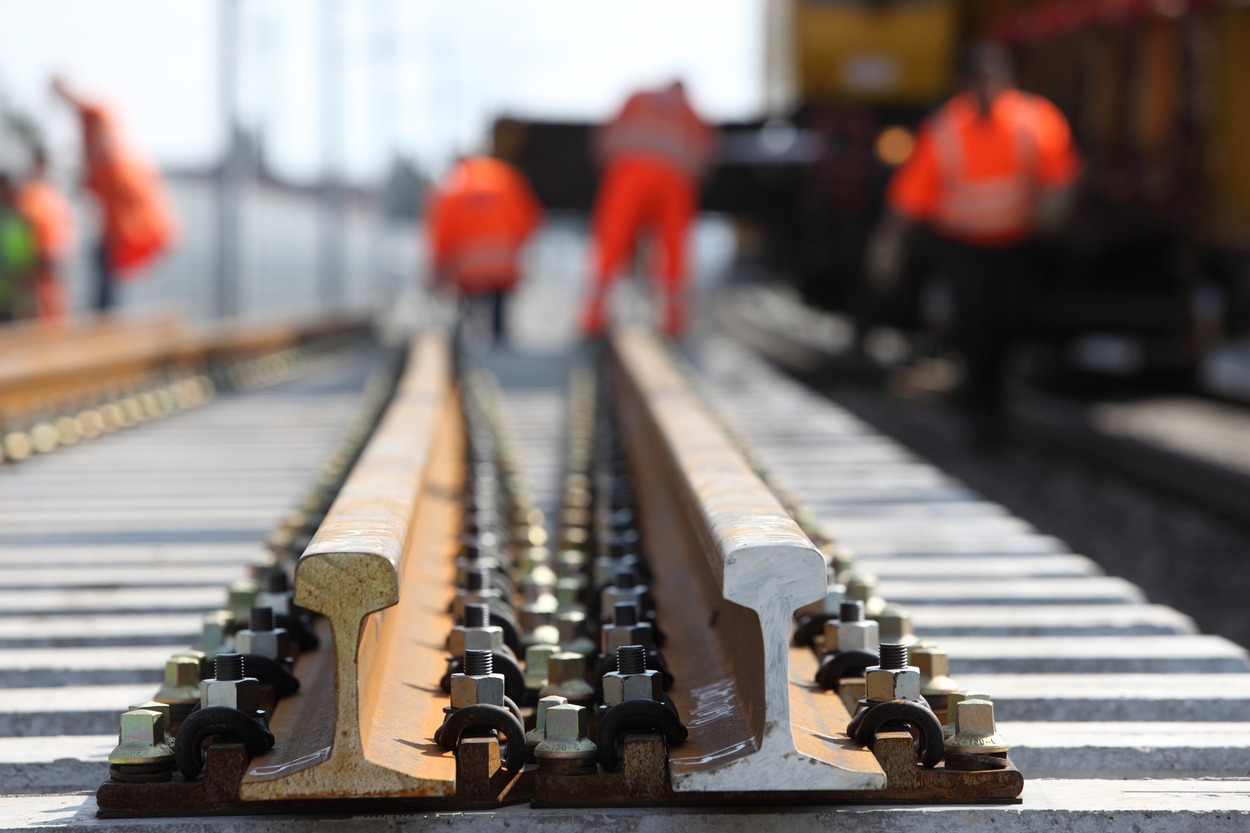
[0,173,37,322]
[427,155,544,347]
[581,81,716,339]
[866,44,1081,448]
[16,145,75,322]
[52,76,177,311]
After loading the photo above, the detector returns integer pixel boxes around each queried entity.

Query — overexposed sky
[0,0,766,183]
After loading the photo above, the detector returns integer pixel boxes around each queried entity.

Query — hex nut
[535,704,597,763]
[877,605,918,646]
[943,690,992,737]
[156,656,203,703]
[234,627,291,661]
[197,610,234,654]
[601,621,653,655]
[448,624,505,658]
[865,665,922,702]
[836,619,879,654]
[128,700,173,731]
[912,646,960,700]
[524,644,560,689]
[946,699,1009,754]
[200,677,261,713]
[109,709,174,766]
[539,652,595,701]
[449,671,505,709]
[602,669,663,707]
[526,694,569,748]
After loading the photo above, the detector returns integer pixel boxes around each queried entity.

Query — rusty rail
[239,333,469,801]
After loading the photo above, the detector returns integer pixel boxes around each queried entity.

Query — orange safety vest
[887,90,1081,247]
[427,157,543,295]
[597,87,716,180]
[78,101,178,275]
[15,178,75,320]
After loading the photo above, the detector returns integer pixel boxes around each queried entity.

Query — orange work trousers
[581,157,696,338]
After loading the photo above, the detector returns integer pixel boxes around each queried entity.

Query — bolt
[535,703,597,766]
[450,650,505,709]
[200,653,261,713]
[840,601,865,622]
[828,608,879,654]
[617,645,646,675]
[464,649,492,676]
[539,651,595,702]
[943,690,992,738]
[878,643,908,670]
[878,604,918,646]
[614,603,638,627]
[236,606,291,661]
[865,643,922,703]
[524,643,560,690]
[215,653,244,681]
[602,644,663,707]
[912,645,960,702]
[946,699,1009,754]
[525,694,568,750]
[108,709,174,768]
[155,655,202,704]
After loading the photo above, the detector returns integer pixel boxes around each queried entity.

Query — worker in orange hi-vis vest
[16,145,75,322]
[581,81,716,339]
[53,76,178,312]
[867,44,1081,448]
[428,156,544,346]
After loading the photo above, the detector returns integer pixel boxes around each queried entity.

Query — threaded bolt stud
[249,606,275,632]
[879,642,908,670]
[215,652,245,682]
[464,602,491,628]
[464,649,493,676]
[614,569,637,590]
[613,602,639,627]
[616,644,646,675]
[840,600,865,623]
[466,567,491,592]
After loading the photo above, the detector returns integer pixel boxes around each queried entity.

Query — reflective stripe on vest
[931,102,1038,238]
[601,94,706,176]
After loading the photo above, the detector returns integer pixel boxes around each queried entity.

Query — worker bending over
[428,156,543,347]
[581,81,716,339]
[868,44,1081,446]
[53,76,177,311]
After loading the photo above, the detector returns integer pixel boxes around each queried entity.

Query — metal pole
[319,0,345,309]
[216,0,241,319]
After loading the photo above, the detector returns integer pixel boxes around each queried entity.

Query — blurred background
[1,0,1248,370]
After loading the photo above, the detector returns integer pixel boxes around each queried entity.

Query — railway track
[2,318,1250,829]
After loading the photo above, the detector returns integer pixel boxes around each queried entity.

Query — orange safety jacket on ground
[887,89,1081,247]
[15,178,75,320]
[76,100,177,274]
[427,157,543,295]
[583,86,716,337]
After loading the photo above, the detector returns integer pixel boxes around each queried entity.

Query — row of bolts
[441,353,672,768]
[108,342,1004,778]
[1,337,352,465]
[107,345,403,778]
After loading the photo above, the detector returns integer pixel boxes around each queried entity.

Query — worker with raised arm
[867,44,1081,447]
[52,76,177,311]
[427,155,544,347]
[581,81,716,339]
[16,145,75,322]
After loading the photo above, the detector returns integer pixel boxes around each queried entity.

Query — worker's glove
[865,227,905,293]
[1033,185,1077,237]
